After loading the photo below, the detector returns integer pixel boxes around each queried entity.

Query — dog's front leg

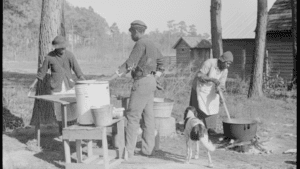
[194,141,200,159]
[185,139,192,164]
[207,151,213,168]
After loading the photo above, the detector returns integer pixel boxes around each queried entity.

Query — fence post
[265,50,269,87]
[241,49,246,81]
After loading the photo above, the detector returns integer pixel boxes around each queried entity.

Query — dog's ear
[183,108,189,120]
[190,106,198,118]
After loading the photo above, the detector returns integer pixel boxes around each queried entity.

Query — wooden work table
[29,94,125,168]
[29,94,77,149]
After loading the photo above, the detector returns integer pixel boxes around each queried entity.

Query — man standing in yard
[189,51,233,135]
[101,20,164,160]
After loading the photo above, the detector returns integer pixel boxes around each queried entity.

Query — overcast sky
[67,0,277,35]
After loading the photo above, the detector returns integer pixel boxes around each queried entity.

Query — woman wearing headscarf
[189,51,233,135]
[29,35,86,136]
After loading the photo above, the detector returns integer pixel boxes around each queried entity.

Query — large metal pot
[223,118,257,142]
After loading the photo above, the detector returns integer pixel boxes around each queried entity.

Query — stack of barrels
[153,98,176,137]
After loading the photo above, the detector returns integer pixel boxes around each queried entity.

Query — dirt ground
[3,123,297,169]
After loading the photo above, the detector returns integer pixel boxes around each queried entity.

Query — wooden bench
[62,117,125,169]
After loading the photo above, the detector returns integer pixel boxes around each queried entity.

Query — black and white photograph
[3,0,297,168]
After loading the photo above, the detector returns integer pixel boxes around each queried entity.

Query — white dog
[183,106,215,167]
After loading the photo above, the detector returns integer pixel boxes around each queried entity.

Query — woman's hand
[29,79,38,91]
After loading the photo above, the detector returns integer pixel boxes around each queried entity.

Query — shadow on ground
[4,123,117,169]
[285,160,297,165]
[136,140,185,163]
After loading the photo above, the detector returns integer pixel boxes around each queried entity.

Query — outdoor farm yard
[3,60,297,169]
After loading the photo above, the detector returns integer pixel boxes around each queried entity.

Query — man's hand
[156,80,164,90]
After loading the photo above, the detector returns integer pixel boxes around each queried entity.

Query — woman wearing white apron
[189,51,233,135]
[29,36,86,137]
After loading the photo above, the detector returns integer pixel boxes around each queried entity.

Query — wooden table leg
[64,140,71,163]
[76,140,82,163]
[35,110,41,150]
[61,105,68,128]
[155,130,160,150]
[117,118,125,159]
[102,127,109,169]
[87,141,93,157]
[61,105,69,163]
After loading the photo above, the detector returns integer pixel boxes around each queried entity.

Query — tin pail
[91,104,113,127]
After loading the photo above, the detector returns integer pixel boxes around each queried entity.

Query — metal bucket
[223,118,257,141]
[153,98,174,118]
[91,105,113,127]
[75,80,110,125]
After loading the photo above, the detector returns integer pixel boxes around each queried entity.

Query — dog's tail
[200,133,216,152]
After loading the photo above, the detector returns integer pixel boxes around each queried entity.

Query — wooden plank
[102,127,109,169]
[87,141,93,157]
[270,64,293,67]
[270,58,294,62]
[116,118,125,158]
[271,61,294,64]
[61,105,67,129]
[76,140,82,163]
[63,128,103,140]
[64,140,71,163]
[35,109,41,150]
[28,94,76,105]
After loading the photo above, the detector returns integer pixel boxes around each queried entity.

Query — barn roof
[222,0,280,39]
[222,10,257,39]
[172,37,211,49]
[267,0,293,32]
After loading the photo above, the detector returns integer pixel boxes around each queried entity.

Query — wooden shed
[266,0,294,81]
[222,0,294,81]
[172,37,212,69]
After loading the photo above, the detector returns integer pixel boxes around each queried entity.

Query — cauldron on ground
[222,118,257,142]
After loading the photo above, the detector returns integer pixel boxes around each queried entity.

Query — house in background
[222,0,294,81]
[170,0,294,80]
[265,0,294,81]
[172,37,212,69]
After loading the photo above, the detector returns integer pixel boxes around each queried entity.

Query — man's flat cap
[131,20,147,29]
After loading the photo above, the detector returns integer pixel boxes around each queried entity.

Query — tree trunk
[248,0,268,98]
[30,0,66,125]
[288,0,297,90]
[210,0,223,58]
